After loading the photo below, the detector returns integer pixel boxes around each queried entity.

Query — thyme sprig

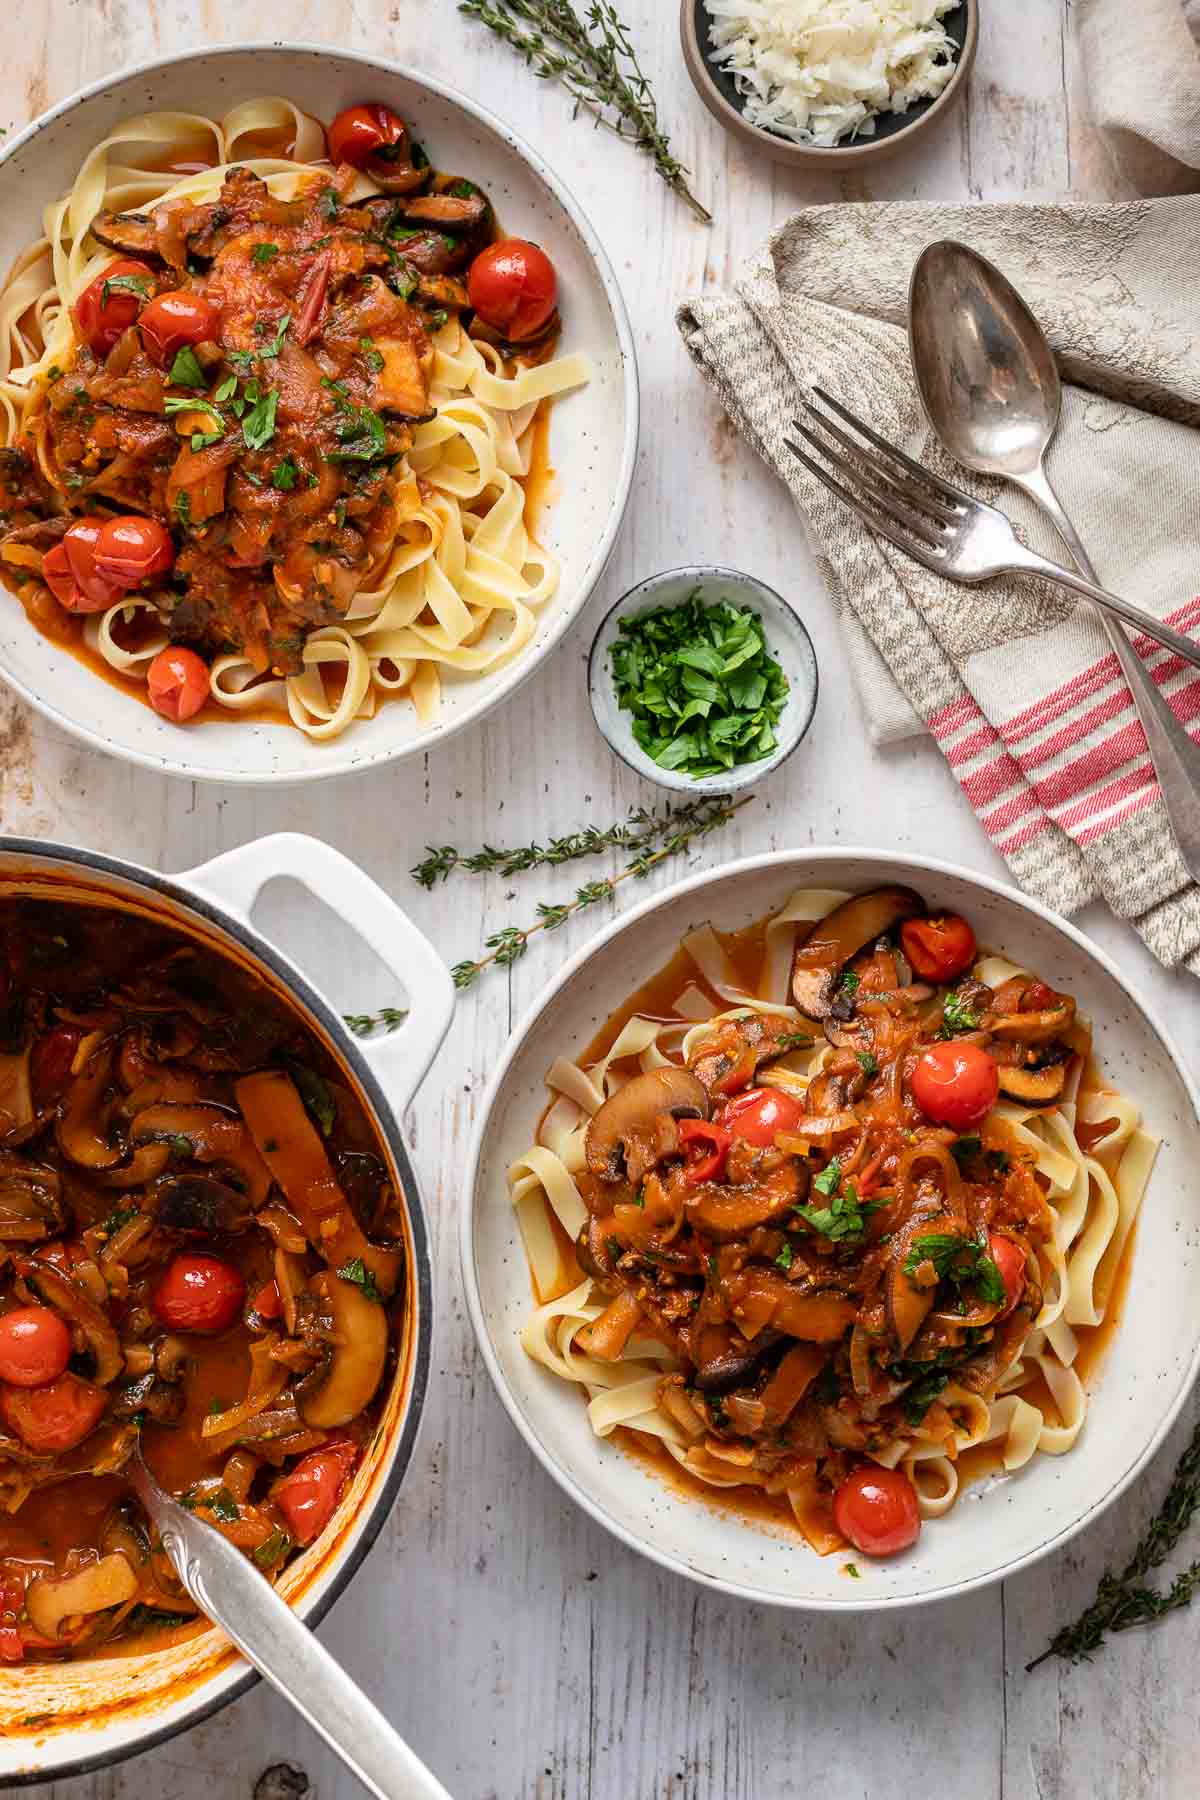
[1029,1409,1200,1668]
[450,795,749,990]
[412,798,735,888]
[343,1005,408,1039]
[458,0,711,222]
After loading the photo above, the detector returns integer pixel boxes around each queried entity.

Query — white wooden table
[2,3,1195,1796]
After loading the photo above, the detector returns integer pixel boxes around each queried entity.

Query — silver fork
[784,388,1200,673]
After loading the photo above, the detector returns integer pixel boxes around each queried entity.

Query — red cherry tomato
[988,1233,1027,1318]
[272,1441,358,1546]
[153,1253,245,1334]
[138,290,219,364]
[41,519,125,613]
[678,1119,732,1185]
[251,1279,282,1321]
[468,239,557,341]
[0,1373,107,1453]
[146,647,210,723]
[900,915,977,984]
[327,103,407,168]
[833,1465,921,1558]
[911,1041,998,1131]
[30,1025,82,1104]
[73,259,155,356]
[0,1308,71,1388]
[722,1086,807,1148]
[94,515,175,586]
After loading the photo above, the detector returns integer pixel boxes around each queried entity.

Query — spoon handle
[1019,466,1200,878]
[156,1505,453,1800]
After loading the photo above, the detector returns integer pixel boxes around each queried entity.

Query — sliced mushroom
[990,1001,1075,1045]
[110,1369,184,1426]
[885,1212,965,1352]
[131,1102,272,1206]
[388,191,489,230]
[150,1173,253,1234]
[92,1143,172,1189]
[584,1068,708,1182]
[0,1151,64,1242]
[997,1064,1067,1104]
[791,887,925,1019]
[16,1254,124,1385]
[25,1553,138,1640]
[295,1268,388,1430]
[575,1215,618,1281]
[57,1044,121,1170]
[692,1325,780,1395]
[88,209,167,262]
[0,1049,34,1138]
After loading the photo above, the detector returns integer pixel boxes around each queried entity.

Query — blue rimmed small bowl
[587,565,819,795]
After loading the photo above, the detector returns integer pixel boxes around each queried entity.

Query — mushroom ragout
[513,887,1156,1562]
[0,97,588,740]
[0,896,403,1660]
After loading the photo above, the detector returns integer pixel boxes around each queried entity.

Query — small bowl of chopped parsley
[588,567,818,792]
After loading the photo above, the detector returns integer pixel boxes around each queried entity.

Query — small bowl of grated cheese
[681,0,977,169]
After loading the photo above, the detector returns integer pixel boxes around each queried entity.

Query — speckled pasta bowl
[0,43,638,784]
[461,848,1200,1610]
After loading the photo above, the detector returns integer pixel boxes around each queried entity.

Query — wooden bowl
[680,0,978,171]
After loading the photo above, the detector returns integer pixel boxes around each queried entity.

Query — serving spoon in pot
[129,1445,454,1800]
[909,239,1200,879]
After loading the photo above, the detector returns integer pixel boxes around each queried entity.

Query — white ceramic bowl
[461,849,1200,1610]
[0,44,638,784]
[587,565,819,795]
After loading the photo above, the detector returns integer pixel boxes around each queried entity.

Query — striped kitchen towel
[678,193,1200,970]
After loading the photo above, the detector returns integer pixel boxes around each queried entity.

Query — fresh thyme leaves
[450,796,750,989]
[169,346,206,388]
[903,1232,1005,1305]
[459,0,710,221]
[337,1256,383,1303]
[412,798,736,887]
[609,591,790,778]
[241,385,279,451]
[343,1005,408,1037]
[1029,1410,1200,1668]
[102,271,153,306]
[939,990,982,1037]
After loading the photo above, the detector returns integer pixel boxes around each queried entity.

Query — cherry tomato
[146,647,210,724]
[153,1253,245,1333]
[834,1465,921,1557]
[722,1086,807,1148]
[677,1118,732,1184]
[41,519,125,613]
[900,914,977,984]
[911,1041,998,1131]
[1022,981,1058,1012]
[139,290,219,364]
[0,1307,71,1388]
[327,103,407,168]
[251,1279,282,1321]
[0,1372,107,1453]
[272,1441,358,1546]
[30,1025,82,1104]
[468,239,557,341]
[73,259,155,356]
[94,515,175,586]
[988,1233,1027,1318]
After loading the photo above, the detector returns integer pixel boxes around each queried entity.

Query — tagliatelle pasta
[0,98,589,742]
[510,887,1158,1560]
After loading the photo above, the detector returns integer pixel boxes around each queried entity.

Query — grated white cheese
[704,0,960,148]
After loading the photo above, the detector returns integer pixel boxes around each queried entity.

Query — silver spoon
[129,1445,453,1800]
[909,239,1200,879]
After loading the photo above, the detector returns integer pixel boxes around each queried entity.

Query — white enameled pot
[462,848,1200,1610]
[0,832,453,1782]
[0,43,638,784]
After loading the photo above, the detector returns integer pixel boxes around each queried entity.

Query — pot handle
[181,833,454,1114]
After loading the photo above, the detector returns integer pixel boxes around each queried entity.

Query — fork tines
[784,386,964,569]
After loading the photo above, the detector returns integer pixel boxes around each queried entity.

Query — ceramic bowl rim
[586,563,819,794]
[459,844,1200,1611]
[0,39,640,786]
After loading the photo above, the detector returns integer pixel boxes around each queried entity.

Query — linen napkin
[678,15,1200,972]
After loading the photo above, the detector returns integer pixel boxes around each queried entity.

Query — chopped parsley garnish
[389,260,419,301]
[774,1031,813,1052]
[190,429,222,451]
[939,990,982,1037]
[242,385,279,451]
[252,242,280,265]
[271,456,298,491]
[253,1527,292,1568]
[359,336,385,372]
[903,1232,1006,1306]
[102,271,152,306]
[320,186,339,218]
[411,141,430,168]
[321,378,389,464]
[839,970,861,995]
[609,589,790,779]
[796,1184,882,1243]
[285,1059,336,1135]
[168,1133,195,1159]
[213,373,239,404]
[901,1366,950,1425]
[775,1241,794,1271]
[168,345,206,388]
[99,1203,139,1239]
[227,348,257,373]
[427,308,449,329]
[857,1050,879,1076]
[813,1158,842,1199]
[189,1485,238,1521]
[450,178,477,197]
[846,1562,861,1579]
[707,1253,719,1278]
[174,490,192,527]
[260,314,291,358]
[337,1256,383,1304]
[949,1134,982,1166]
[164,392,220,421]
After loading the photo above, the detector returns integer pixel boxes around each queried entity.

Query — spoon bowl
[908,240,1062,478]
